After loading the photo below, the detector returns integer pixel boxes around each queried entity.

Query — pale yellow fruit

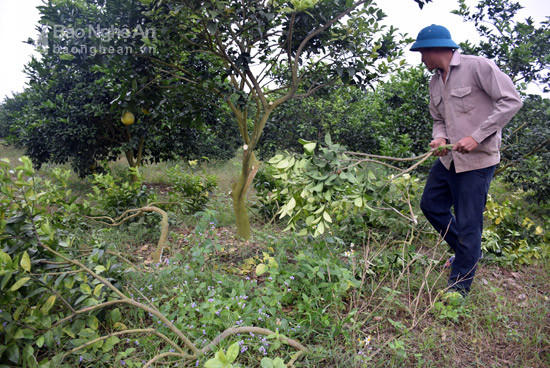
[121,111,135,125]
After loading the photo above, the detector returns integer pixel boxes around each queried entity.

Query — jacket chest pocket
[431,92,446,116]
[450,86,476,113]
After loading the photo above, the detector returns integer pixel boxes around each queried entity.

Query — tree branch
[200,326,308,355]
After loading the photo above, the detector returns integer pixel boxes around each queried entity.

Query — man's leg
[420,160,459,251]
[448,165,496,294]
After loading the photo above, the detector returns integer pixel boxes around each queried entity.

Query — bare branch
[200,326,308,355]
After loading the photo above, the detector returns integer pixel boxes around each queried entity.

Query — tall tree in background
[453,0,550,92]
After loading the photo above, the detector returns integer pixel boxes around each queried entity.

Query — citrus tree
[260,66,432,161]
[453,0,550,91]
[3,0,239,177]
[146,0,425,239]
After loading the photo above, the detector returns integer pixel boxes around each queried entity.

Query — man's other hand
[453,136,479,154]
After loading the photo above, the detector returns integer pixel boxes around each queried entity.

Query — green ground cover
[1,142,548,367]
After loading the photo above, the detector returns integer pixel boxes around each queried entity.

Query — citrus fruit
[121,111,135,125]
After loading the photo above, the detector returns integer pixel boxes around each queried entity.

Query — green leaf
[102,336,120,352]
[113,322,128,330]
[286,197,296,211]
[261,357,287,368]
[70,320,85,336]
[87,316,99,330]
[315,221,325,236]
[7,344,20,364]
[80,284,92,295]
[22,343,34,363]
[14,328,34,340]
[50,354,63,366]
[217,349,228,364]
[206,21,218,34]
[261,358,275,368]
[319,221,326,233]
[256,263,269,276]
[204,358,224,368]
[226,341,240,363]
[63,276,75,289]
[276,159,290,169]
[78,327,98,339]
[41,295,56,314]
[268,154,284,164]
[14,328,25,339]
[1,272,13,290]
[43,331,54,348]
[36,336,45,348]
[110,308,121,324]
[311,183,323,192]
[10,277,30,291]
[0,250,12,265]
[303,142,316,154]
[93,284,104,297]
[305,215,315,226]
[62,327,76,338]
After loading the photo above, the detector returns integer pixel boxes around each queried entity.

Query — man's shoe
[444,255,455,269]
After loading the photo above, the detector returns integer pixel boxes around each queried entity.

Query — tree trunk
[228,101,271,240]
[232,148,260,239]
[124,149,140,183]
[123,132,145,183]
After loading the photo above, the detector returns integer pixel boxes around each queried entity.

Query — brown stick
[200,326,308,355]
[86,205,169,263]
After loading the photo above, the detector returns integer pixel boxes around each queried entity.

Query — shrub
[0,157,125,367]
[500,95,550,203]
[482,191,549,265]
[166,164,218,213]
[86,168,156,216]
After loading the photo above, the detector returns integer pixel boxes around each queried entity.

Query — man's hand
[453,136,478,154]
[429,137,450,157]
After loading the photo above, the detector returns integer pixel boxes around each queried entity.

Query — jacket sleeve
[470,59,523,144]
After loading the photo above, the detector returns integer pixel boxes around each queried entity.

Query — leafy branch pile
[255,135,549,262]
[255,134,434,238]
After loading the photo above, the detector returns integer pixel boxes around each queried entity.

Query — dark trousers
[420,159,496,292]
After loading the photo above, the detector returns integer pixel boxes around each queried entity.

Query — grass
[2,142,549,367]
[0,139,25,162]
